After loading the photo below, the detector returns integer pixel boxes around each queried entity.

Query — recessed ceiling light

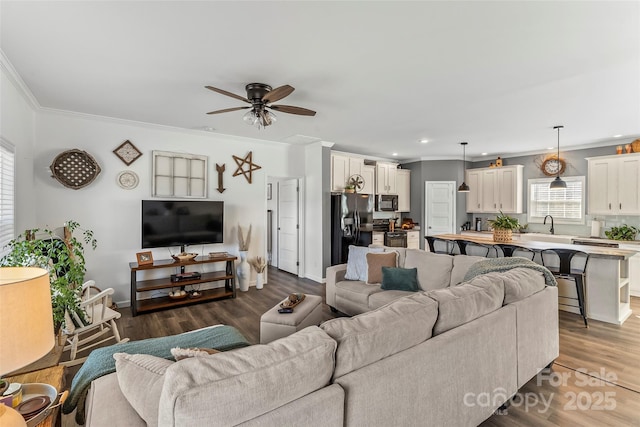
[392,153,398,156]
[548,147,554,150]
[613,134,623,138]
[419,139,429,144]
[481,152,488,156]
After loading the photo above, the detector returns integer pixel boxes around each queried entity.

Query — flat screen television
[142,200,224,249]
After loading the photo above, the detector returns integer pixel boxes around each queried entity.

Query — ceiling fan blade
[262,85,294,103]
[205,86,250,103]
[206,106,251,115]
[269,104,317,116]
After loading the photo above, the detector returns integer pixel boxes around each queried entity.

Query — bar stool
[425,236,454,254]
[494,244,535,260]
[541,249,589,327]
[454,239,492,257]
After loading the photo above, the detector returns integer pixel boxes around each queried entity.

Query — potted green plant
[344,185,356,193]
[605,224,639,241]
[488,211,520,242]
[1,220,97,330]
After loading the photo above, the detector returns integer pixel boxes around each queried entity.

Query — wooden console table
[130,254,237,316]
[6,365,66,427]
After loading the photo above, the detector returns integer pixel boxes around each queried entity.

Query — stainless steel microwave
[376,194,398,211]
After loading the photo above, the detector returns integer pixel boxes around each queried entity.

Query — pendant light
[458,142,470,192]
[549,125,567,189]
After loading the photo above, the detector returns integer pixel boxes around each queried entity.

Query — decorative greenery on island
[488,211,521,231]
[1,220,97,328]
[605,225,639,241]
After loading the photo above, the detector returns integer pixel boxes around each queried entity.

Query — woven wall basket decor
[50,149,102,189]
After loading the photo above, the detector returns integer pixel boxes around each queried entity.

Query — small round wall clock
[116,170,139,189]
[541,157,566,176]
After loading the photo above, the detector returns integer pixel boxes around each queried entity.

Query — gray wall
[401,159,471,249]
[403,142,640,240]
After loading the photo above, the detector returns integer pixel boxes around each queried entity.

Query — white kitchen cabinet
[377,162,398,195]
[331,153,366,192]
[372,232,385,246]
[406,230,420,249]
[587,153,640,215]
[331,154,349,192]
[396,169,411,212]
[361,165,375,195]
[466,170,483,212]
[465,165,523,213]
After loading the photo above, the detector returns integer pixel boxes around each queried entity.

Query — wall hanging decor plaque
[232,151,261,184]
[50,149,102,189]
[113,140,142,165]
[117,170,139,189]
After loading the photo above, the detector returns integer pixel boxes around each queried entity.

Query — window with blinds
[0,139,15,255]
[528,176,585,224]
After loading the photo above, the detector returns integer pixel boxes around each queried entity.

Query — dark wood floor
[68,267,640,426]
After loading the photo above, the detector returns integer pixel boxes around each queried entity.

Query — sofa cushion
[114,353,175,427]
[158,326,336,426]
[320,292,438,378]
[403,249,453,291]
[450,255,486,286]
[335,279,383,306]
[381,267,419,292]
[427,278,505,335]
[493,268,546,304]
[345,245,385,282]
[366,252,398,284]
[367,289,415,310]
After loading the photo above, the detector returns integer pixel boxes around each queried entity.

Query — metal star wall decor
[232,151,261,184]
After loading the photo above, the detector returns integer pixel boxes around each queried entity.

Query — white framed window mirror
[152,151,208,198]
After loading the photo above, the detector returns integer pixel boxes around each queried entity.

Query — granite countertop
[434,233,639,260]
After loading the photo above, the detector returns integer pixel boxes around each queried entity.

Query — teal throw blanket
[463,257,558,287]
[63,325,249,425]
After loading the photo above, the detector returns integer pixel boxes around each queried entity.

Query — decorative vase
[237,251,250,292]
[493,228,513,242]
[256,273,264,290]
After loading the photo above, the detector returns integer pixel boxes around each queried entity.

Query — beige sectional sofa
[326,247,485,315]
[84,248,558,427]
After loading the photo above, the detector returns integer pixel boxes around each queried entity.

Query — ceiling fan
[205,83,316,129]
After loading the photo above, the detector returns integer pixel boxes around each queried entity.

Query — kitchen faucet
[543,215,555,235]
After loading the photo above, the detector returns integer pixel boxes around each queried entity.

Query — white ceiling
[2,1,639,161]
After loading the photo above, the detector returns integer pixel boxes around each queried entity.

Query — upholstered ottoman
[260,294,323,343]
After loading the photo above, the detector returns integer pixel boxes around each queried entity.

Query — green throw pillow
[381,267,419,292]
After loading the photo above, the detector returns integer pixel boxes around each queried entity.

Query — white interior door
[425,181,456,236]
[278,179,299,275]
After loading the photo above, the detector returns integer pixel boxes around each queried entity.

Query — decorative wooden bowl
[172,253,198,262]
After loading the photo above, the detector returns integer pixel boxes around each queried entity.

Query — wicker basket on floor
[493,228,513,242]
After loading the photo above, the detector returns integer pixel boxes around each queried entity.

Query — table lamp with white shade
[0,267,54,426]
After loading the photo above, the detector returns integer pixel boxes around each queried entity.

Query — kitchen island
[433,233,637,325]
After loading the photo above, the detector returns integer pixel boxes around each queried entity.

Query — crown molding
[0,49,40,110]
[37,107,291,147]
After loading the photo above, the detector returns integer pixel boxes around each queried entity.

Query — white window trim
[0,138,16,256]
[527,176,586,225]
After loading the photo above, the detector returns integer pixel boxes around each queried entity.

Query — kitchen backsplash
[471,214,640,238]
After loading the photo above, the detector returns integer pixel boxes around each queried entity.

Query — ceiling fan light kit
[206,83,316,129]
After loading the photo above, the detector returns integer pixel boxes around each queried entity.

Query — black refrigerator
[331,193,374,265]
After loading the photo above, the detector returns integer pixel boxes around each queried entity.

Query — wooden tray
[280,293,306,309]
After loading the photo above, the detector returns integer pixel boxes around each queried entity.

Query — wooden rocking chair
[61,280,129,366]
